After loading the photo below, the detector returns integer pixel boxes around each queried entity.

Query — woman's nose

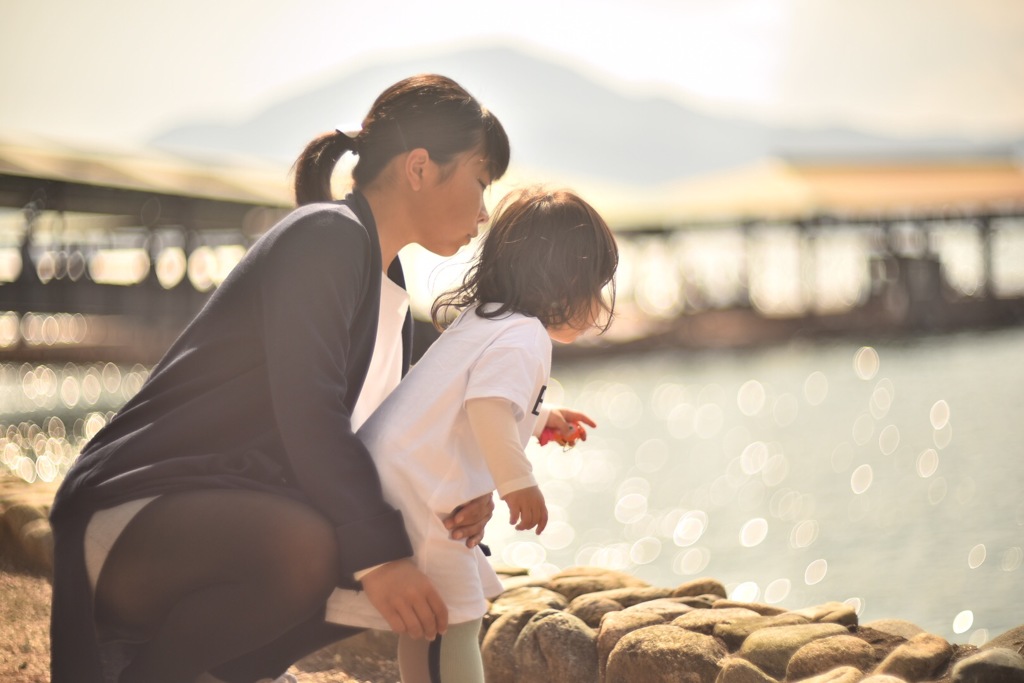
[477,204,489,224]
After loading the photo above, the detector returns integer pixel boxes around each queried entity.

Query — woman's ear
[405,148,431,191]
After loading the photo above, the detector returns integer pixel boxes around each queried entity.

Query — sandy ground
[0,560,51,683]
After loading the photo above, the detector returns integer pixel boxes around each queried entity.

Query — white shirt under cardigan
[350,273,411,431]
[326,305,552,628]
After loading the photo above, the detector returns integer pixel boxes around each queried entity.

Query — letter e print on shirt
[532,385,547,416]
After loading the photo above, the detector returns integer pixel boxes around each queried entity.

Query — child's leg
[398,618,484,683]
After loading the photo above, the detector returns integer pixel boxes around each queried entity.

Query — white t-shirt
[326,305,552,627]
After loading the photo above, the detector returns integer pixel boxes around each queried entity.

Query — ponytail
[292,131,358,206]
[292,75,510,207]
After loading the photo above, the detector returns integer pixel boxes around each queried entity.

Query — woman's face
[415,149,492,257]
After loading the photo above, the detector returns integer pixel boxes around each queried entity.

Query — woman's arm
[359,559,448,640]
[258,208,412,575]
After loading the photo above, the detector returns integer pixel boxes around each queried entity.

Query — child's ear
[405,148,431,191]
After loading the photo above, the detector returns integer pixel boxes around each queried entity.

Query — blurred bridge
[592,154,1024,352]
[2,139,1024,362]
[0,140,292,361]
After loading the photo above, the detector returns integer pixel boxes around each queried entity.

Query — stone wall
[476,566,1024,683]
[4,472,1021,683]
[0,472,57,578]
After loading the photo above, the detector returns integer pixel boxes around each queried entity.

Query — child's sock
[398,618,484,683]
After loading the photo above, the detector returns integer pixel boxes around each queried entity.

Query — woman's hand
[545,408,597,442]
[443,492,495,548]
[504,485,548,534]
[360,559,448,640]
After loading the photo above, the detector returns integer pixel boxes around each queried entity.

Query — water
[2,328,1022,644]
[487,326,1024,644]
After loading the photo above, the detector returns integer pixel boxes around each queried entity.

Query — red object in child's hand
[539,422,587,448]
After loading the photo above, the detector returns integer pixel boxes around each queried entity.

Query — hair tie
[335,125,362,154]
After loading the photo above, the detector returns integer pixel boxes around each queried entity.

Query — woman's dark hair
[293,74,510,205]
[432,187,618,333]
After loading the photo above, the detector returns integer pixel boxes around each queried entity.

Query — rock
[714,613,813,652]
[488,585,569,616]
[874,632,953,682]
[513,609,598,683]
[544,566,650,602]
[2,501,47,530]
[677,594,723,610]
[787,634,876,680]
[792,602,860,627]
[713,600,788,616]
[737,622,849,679]
[594,585,676,607]
[863,619,926,641]
[567,586,675,627]
[492,563,530,577]
[951,647,1024,682]
[606,624,727,683]
[859,676,908,683]
[19,518,53,577]
[0,501,54,576]
[567,594,624,628]
[598,611,674,682]
[496,573,543,592]
[621,598,699,620]
[985,626,1024,656]
[796,665,867,682]
[673,608,764,636]
[481,608,541,683]
[673,577,728,599]
[851,626,909,667]
[715,656,778,682]
[945,643,982,677]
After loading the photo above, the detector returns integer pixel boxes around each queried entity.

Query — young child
[326,187,619,683]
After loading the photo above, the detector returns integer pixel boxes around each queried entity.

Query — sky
[2,0,1024,153]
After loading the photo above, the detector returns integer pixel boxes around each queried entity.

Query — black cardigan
[49,192,415,682]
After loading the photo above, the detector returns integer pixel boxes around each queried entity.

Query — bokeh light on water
[3,329,1022,644]
[490,328,1023,642]
[0,362,149,483]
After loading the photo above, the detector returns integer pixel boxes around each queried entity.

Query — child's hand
[503,486,548,534]
[539,408,596,448]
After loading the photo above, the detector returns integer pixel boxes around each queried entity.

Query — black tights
[94,490,362,683]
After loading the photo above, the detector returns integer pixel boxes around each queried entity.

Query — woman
[49,74,570,683]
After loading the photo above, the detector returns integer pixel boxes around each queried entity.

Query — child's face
[546,323,587,345]
[546,299,604,344]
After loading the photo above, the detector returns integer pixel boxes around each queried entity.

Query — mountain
[151,44,1022,188]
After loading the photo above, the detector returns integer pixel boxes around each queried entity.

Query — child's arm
[466,397,548,534]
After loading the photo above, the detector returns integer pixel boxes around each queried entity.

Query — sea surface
[488,325,1024,644]
[2,326,1022,644]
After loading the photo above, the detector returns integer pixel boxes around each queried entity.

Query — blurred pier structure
[596,156,1024,352]
[0,140,291,362]
[1,140,1024,362]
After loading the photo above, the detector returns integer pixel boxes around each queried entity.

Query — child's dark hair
[432,188,618,332]
[293,74,510,206]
